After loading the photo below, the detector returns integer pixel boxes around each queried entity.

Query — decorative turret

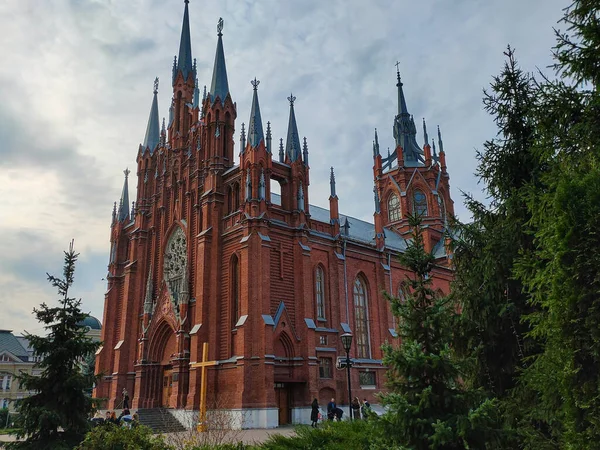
[142,78,160,154]
[247,78,264,148]
[285,94,302,163]
[258,169,266,200]
[209,18,230,105]
[118,169,130,223]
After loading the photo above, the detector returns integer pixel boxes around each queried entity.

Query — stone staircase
[137,408,188,434]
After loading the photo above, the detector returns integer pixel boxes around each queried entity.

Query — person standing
[310,398,320,427]
[122,388,130,410]
[361,398,371,419]
[351,397,361,420]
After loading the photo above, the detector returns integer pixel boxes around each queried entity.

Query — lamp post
[340,333,353,421]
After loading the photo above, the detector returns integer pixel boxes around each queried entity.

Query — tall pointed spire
[248,78,264,148]
[437,125,445,153]
[392,63,424,164]
[423,118,429,146]
[239,122,246,154]
[209,18,230,105]
[193,78,200,108]
[143,78,160,154]
[330,167,337,198]
[285,94,302,162]
[118,169,130,223]
[175,0,193,84]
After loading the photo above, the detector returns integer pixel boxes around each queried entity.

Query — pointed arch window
[388,194,401,222]
[231,255,240,328]
[413,190,428,216]
[353,277,371,359]
[315,266,326,320]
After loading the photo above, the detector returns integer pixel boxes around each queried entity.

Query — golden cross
[190,342,218,432]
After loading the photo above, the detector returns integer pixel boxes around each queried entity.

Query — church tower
[373,67,454,253]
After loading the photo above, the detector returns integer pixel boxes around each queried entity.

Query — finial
[193,58,197,74]
[112,202,117,222]
[131,201,135,219]
[217,17,224,36]
[184,0,189,4]
[124,168,130,179]
[432,138,437,156]
[395,60,402,84]
[374,186,381,213]
[153,77,159,94]
[266,121,271,137]
[423,118,429,146]
[437,125,444,153]
[330,166,336,198]
[279,138,284,162]
[161,117,166,133]
[202,85,207,100]
[251,78,260,91]
[302,137,309,166]
[342,217,350,236]
[240,122,246,150]
[287,93,296,106]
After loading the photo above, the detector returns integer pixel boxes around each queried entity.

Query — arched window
[413,190,428,216]
[233,183,240,211]
[353,277,370,359]
[315,266,325,320]
[231,255,240,328]
[388,194,401,222]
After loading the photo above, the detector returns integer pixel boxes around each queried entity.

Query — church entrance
[275,383,291,425]
[162,367,173,408]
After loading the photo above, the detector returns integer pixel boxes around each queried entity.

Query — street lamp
[340,333,353,421]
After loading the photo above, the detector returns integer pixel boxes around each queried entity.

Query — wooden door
[162,369,173,407]
[276,385,290,425]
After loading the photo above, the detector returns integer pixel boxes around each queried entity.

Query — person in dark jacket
[351,397,361,419]
[327,398,336,421]
[310,398,320,427]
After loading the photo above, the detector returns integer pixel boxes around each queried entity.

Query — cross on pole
[190,342,218,432]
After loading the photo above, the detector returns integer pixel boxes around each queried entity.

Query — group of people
[91,409,139,428]
[310,397,371,427]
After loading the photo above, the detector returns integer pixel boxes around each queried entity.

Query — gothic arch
[411,187,429,216]
[386,191,401,222]
[162,225,188,311]
[148,319,177,365]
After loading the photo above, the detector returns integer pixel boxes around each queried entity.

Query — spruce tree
[11,241,100,450]
[514,1,600,447]
[377,216,500,450]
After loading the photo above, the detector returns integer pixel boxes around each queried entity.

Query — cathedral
[95,1,455,428]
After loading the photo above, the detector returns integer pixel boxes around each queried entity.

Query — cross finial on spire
[287,93,296,106]
[124,168,130,179]
[184,0,189,4]
[153,77,159,94]
[217,17,224,36]
[395,60,402,84]
[251,78,260,91]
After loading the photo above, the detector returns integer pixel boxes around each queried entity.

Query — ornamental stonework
[164,227,187,309]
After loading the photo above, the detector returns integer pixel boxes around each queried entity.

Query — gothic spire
[423,118,429,146]
[391,64,424,164]
[247,78,264,148]
[373,128,380,158]
[174,0,193,84]
[193,77,200,108]
[209,18,230,105]
[118,169,130,222]
[143,78,160,154]
[111,201,117,225]
[330,166,337,198]
[437,125,445,153]
[285,94,302,162]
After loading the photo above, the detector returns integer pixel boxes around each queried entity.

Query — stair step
[136,408,187,434]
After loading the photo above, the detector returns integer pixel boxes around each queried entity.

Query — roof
[285,98,302,162]
[247,81,264,148]
[209,23,230,105]
[77,316,102,330]
[0,330,29,362]
[142,83,160,154]
[175,0,193,82]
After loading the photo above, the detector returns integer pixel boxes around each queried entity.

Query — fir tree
[450,48,542,444]
[10,241,100,450]
[514,1,600,447]
[377,215,500,450]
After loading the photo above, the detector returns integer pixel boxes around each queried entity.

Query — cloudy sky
[0,0,565,335]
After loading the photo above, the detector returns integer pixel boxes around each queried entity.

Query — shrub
[76,424,172,450]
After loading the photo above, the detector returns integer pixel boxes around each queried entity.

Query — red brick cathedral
[95,1,454,428]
